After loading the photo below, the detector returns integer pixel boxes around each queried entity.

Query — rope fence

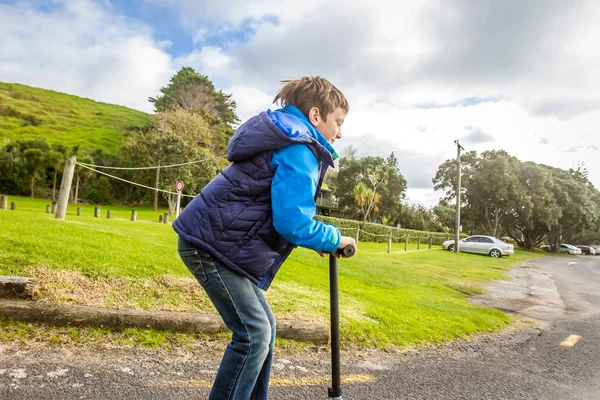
[75,162,197,198]
[329,223,452,254]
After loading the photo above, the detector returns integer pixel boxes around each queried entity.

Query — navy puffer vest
[173,111,334,289]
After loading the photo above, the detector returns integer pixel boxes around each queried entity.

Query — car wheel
[489,249,502,258]
[448,244,455,252]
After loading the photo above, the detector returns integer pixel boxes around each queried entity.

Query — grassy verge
[0,196,545,350]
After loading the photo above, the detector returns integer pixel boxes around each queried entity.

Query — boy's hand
[335,236,357,258]
[313,236,357,258]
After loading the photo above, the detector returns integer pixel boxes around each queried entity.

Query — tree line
[433,150,600,248]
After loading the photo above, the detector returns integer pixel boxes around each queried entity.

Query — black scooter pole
[328,245,355,400]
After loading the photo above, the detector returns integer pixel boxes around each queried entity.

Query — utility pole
[454,140,465,253]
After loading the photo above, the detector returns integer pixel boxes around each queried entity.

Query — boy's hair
[273,76,349,121]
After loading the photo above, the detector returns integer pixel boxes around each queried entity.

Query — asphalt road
[1,255,599,399]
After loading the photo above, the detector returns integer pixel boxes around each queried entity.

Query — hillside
[0,82,151,154]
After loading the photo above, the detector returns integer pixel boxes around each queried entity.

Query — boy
[173,76,357,400]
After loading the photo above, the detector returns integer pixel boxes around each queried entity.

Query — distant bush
[0,105,42,126]
[87,177,113,204]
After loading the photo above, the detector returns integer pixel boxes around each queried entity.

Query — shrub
[315,215,453,244]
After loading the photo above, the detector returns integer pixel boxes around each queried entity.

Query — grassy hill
[0,82,151,154]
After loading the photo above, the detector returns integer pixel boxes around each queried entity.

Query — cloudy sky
[2,0,599,206]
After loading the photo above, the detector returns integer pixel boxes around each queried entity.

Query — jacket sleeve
[270,143,341,253]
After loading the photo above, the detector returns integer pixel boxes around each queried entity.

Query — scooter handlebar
[335,245,356,258]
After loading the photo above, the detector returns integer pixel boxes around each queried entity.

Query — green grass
[0,196,546,349]
[0,82,151,154]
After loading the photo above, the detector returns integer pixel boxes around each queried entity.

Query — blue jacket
[172,105,341,290]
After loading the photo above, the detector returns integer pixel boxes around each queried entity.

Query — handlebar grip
[336,245,356,258]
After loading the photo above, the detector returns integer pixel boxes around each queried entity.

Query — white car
[559,244,582,255]
[442,235,514,258]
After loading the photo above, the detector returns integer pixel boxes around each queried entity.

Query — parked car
[540,244,582,255]
[442,235,514,258]
[593,246,600,255]
[559,244,582,255]
[575,245,596,255]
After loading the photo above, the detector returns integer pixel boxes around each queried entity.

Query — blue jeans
[178,237,275,400]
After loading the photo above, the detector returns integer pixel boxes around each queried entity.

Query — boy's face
[308,107,346,145]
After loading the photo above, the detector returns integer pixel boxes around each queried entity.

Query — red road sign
[176,180,184,193]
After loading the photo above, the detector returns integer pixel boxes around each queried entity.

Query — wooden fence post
[429,235,433,249]
[10,202,16,210]
[387,232,392,254]
[163,213,169,224]
[77,208,82,216]
[417,236,421,250]
[94,205,100,218]
[355,226,360,244]
[55,156,76,221]
[131,210,137,222]
[405,235,409,251]
[46,205,51,214]
[0,195,7,210]
[51,201,57,214]
[159,214,163,223]
[107,210,111,219]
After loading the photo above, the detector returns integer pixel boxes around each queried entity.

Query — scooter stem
[328,245,355,399]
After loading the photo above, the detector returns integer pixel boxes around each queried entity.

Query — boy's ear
[308,107,321,127]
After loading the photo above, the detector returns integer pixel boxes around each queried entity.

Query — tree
[334,153,406,221]
[544,165,599,247]
[149,67,239,127]
[353,181,381,222]
[464,151,523,237]
[45,150,64,201]
[72,154,95,205]
[433,201,455,231]
[22,148,46,198]
[122,108,221,215]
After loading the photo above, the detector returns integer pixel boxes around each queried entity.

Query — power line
[75,162,196,198]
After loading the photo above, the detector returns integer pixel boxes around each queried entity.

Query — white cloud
[0,0,173,112]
